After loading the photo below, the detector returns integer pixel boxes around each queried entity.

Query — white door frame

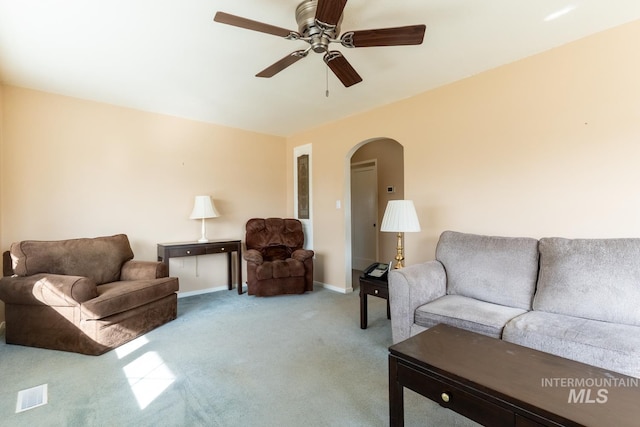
[344,138,381,291]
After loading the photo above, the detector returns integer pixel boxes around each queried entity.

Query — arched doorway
[344,138,404,291]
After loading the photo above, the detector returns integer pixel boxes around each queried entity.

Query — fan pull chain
[325,63,329,97]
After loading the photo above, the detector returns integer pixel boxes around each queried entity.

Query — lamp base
[198,218,209,243]
[393,232,405,269]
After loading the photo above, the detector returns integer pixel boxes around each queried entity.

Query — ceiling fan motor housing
[296,0,342,53]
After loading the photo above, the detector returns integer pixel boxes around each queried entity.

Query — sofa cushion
[436,231,539,310]
[81,277,179,320]
[11,234,134,285]
[534,237,640,326]
[503,311,640,378]
[414,294,528,339]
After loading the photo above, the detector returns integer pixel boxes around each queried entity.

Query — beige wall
[0,87,287,304]
[2,19,640,307]
[0,84,4,322]
[287,19,640,292]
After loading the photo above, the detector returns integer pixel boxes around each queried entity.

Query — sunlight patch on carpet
[16,384,48,413]
[115,336,149,359]
[123,351,175,409]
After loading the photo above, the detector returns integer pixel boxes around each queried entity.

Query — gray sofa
[389,230,640,378]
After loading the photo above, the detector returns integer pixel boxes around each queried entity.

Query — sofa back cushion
[436,231,540,310]
[534,237,640,326]
[11,234,134,285]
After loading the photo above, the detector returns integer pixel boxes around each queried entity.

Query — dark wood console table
[389,324,640,426]
[157,240,243,294]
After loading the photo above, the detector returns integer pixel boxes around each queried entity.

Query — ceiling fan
[214,0,426,88]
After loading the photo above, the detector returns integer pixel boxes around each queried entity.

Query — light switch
[336,200,341,209]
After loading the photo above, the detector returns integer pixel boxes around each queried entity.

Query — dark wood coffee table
[389,324,640,426]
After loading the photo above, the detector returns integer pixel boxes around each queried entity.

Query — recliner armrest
[389,260,447,344]
[291,249,314,261]
[120,260,168,280]
[243,249,263,265]
[0,273,98,306]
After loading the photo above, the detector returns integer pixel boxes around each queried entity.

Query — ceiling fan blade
[341,25,426,48]
[323,51,362,87]
[256,50,308,78]
[315,0,348,28]
[214,11,298,38]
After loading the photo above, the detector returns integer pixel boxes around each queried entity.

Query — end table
[359,274,390,329]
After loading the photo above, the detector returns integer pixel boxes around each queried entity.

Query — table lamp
[189,195,219,243]
[380,200,421,269]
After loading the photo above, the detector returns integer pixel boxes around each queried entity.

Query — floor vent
[16,384,48,413]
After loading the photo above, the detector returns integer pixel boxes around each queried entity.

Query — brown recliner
[244,218,314,296]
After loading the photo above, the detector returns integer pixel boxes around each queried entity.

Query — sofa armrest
[243,249,263,265]
[0,273,98,306]
[291,249,314,261]
[120,260,168,280]
[389,260,447,344]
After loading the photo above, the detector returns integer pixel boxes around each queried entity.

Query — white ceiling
[1,0,640,137]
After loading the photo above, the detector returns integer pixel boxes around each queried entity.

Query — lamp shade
[380,200,421,233]
[189,195,219,219]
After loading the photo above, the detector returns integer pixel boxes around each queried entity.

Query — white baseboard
[178,285,245,298]
[178,283,350,297]
[315,281,354,294]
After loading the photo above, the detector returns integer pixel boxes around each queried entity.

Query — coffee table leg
[389,354,404,426]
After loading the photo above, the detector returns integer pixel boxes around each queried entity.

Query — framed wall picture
[297,153,310,220]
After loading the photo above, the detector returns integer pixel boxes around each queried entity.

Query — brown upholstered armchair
[244,218,314,296]
[0,234,179,355]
